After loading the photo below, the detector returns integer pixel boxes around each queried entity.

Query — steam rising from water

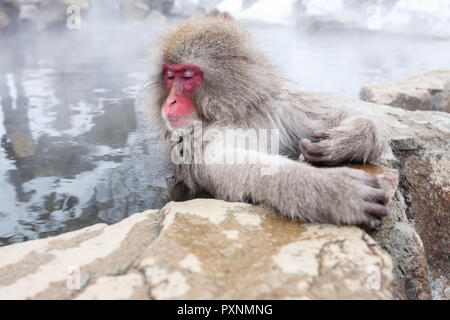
[216,0,450,37]
[0,0,449,245]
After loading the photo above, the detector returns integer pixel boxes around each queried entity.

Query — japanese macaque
[144,15,392,228]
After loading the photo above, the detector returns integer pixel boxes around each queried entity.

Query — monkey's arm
[297,97,392,166]
[193,140,388,228]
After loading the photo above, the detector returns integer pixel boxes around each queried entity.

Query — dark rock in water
[150,0,174,15]
[13,0,173,29]
[0,0,20,34]
[15,0,91,32]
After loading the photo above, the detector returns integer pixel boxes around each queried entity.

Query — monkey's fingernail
[372,190,389,204]
[300,139,323,156]
[368,176,381,189]
[299,139,311,150]
[314,130,330,139]
[364,203,389,217]
[300,138,311,145]
[371,218,381,229]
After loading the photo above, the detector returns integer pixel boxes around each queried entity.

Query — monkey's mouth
[166,117,195,129]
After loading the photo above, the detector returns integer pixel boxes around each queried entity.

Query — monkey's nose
[170,99,177,106]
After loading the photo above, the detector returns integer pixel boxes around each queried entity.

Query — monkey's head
[148,15,282,132]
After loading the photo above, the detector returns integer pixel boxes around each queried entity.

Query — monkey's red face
[162,63,203,129]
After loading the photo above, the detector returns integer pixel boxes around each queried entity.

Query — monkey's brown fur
[145,16,392,228]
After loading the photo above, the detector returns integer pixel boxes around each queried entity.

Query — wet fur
[144,16,392,227]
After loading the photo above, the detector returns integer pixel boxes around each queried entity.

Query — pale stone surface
[136,199,393,300]
[0,199,394,300]
[0,210,159,299]
[360,68,450,112]
[75,272,146,300]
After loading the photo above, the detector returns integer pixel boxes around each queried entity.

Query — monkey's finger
[372,218,382,229]
[364,203,389,218]
[302,153,325,164]
[365,175,381,189]
[299,139,324,156]
[313,130,330,140]
[356,215,381,229]
[373,189,389,204]
[363,188,389,204]
[367,217,382,229]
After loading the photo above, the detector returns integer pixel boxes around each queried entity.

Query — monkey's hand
[197,139,388,229]
[299,118,384,165]
[282,166,389,229]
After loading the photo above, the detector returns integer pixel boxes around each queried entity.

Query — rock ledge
[0,199,393,300]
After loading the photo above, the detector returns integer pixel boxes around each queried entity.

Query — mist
[0,0,449,246]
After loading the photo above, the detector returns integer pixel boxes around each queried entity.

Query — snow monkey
[145,15,392,228]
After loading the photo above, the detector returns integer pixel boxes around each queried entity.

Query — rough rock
[364,100,449,300]
[360,68,450,112]
[349,164,432,299]
[0,199,394,300]
[0,211,159,299]
[297,92,449,300]
[138,200,393,300]
[371,189,432,300]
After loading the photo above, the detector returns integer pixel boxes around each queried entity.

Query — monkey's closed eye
[164,70,175,80]
[183,70,195,79]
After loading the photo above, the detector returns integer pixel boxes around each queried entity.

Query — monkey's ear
[208,9,234,20]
